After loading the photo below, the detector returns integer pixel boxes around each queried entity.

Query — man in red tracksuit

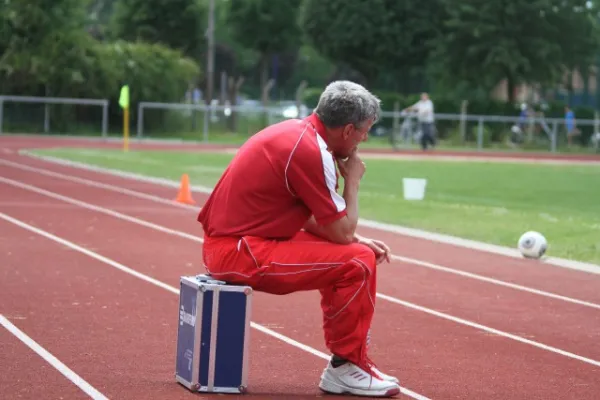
[198,81,400,397]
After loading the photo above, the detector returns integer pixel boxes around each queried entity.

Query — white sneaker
[319,361,401,397]
[365,357,400,384]
[371,365,400,384]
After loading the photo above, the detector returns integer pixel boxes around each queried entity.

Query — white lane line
[2,182,600,371]
[13,151,600,274]
[0,212,429,400]
[390,254,600,310]
[17,151,214,194]
[0,177,202,243]
[376,293,600,368]
[0,158,189,209]
[0,314,109,400]
[1,164,599,312]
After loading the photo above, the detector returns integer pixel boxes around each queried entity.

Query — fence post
[295,80,307,117]
[203,104,209,143]
[137,103,143,138]
[477,117,484,150]
[551,121,557,153]
[595,111,600,153]
[0,98,4,134]
[460,100,468,143]
[391,102,400,149]
[102,101,108,138]
[44,104,50,133]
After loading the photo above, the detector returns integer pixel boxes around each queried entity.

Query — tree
[428,0,600,103]
[549,2,600,102]
[300,0,443,87]
[86,0,119,40]
[0,0,92,95]
[225,0,303,92]
[110,0,205,58]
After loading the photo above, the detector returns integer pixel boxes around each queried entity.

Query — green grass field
[28,147,600,265]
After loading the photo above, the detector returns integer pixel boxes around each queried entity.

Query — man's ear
[341,124,353,139]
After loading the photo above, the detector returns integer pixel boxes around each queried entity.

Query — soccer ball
[517,231,548,259]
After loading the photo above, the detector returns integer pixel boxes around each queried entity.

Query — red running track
[0,327,89,400]
[2,151,599,304]
[1,141,600,399]
[2,165,600,361]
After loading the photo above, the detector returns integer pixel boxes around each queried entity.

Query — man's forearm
[304,216,364,244]
[303,215,328,239]
[303,179,361,244]
[342,179,360,238]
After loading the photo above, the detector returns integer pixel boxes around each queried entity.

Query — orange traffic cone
[174,174,196,205]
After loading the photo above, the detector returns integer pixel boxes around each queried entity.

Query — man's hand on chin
[355,234,391,265]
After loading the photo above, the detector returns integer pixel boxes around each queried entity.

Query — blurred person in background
[509,103,529,147]
[565,105,580,147]
[404,93,436,151]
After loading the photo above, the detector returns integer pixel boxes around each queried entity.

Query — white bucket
[402,178,427,200]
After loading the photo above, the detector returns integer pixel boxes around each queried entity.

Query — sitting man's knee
[350,243,377,274]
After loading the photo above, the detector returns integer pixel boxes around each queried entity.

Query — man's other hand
[358,237,391,265]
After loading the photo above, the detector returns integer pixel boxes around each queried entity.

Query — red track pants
[202,231,377,366]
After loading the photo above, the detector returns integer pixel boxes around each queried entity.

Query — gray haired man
[198,80,401,397]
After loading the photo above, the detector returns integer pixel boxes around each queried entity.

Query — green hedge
[1,38,201,135]
[94,40,201,132]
